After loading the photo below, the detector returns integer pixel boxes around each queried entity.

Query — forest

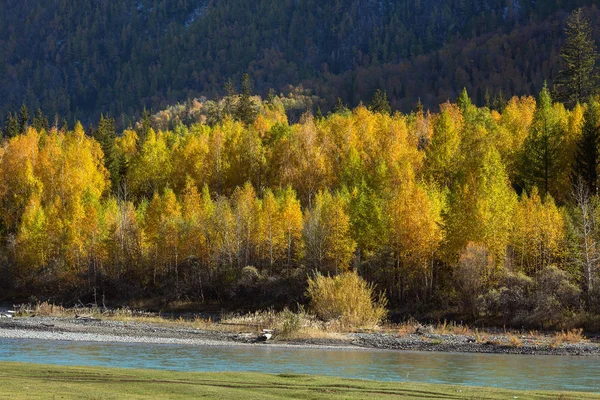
[1,1,600,126]
[1,82,600,329]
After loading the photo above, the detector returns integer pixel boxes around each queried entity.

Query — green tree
[457,87,472,111]
[522,84,564,197]
[19,104,29,134]
[4,112,20,138]
[236,74,257,125]
[554,8,599,107]
[369,89,391,115]
[572,98,600,194]
[94,114,122,191]
[32,109,49,133]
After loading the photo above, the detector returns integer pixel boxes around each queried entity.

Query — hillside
[1,0,598,125]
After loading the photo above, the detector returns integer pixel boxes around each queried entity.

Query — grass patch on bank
[0,362,597,400]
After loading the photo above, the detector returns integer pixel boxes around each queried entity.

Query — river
[0,337,598,392]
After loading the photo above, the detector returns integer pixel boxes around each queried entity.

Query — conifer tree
[573,98,600,194]
[457,88,472,111]
[236,74,257,125]
[554,8,599,107]
[19,104,29,134]
[522,84,564,197]
[94,114,121,190]
[333,97,349,115]
[32,109,49,133]
[223,78,237,117]
[369,89,391,115]
[4,112,20,138]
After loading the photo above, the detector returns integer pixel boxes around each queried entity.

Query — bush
[529,265,581,328]
[455,243,493,317]
[306,271,387,328]
[477,272,534,324]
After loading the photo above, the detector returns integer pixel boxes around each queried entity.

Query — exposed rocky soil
[1,316,599,356]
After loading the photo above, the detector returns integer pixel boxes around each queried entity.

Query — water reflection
[0,338,598,392]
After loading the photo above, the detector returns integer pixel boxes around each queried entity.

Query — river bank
[3,362,598,400]
[1,315,599,356]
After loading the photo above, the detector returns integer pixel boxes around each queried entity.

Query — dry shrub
[307,271,387,329]
[474,328,487,344]
[507,334,523,347]
[397,318,420,335]
[552,328,585,347]
[435,320,471,335]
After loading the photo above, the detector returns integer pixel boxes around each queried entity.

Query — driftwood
[75,314,98,321]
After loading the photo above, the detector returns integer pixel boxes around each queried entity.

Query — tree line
[0,86,599,327]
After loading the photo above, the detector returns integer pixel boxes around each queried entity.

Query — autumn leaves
[0,93,596,315]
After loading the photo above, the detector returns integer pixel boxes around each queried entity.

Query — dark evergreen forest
[1,0,599,126]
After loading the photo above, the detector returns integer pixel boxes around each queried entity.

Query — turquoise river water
[0,338,599,392]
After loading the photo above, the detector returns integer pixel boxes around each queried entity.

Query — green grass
[0,362,597,399]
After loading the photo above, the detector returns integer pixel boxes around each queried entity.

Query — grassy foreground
[0,362,597,399]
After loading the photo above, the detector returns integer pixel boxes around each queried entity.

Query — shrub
[529,265,581,328]
[455,243,494,317]
[306,271,387,328]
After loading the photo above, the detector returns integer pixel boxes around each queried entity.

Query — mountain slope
[0,0,598,125]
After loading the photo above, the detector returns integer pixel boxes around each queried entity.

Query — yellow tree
[424,103,463,186]
[279,186,304,270]
[128,128,172,198]
[511,187,565,275]
[231,182,261,268]
[385,173,444,302]
[445,146,517,275]
[278,115,332,206]
[259,188,284,270]
[0,127,42,233]
[497,96,536,178]
[303,190,355,274]
[15,194,47,281]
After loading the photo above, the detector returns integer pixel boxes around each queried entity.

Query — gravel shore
[1,316,599,356]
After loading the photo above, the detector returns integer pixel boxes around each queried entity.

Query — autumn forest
[0,80,598,329]
[1,3,600,330]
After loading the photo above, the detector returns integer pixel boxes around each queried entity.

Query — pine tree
[521,83,567,199]
[236,74,257,125]
[32,109,49,133]
[573,98,600,194]
[457,88,472,111]
[369,89,391,115]
[554,8,599,107]
[94,114,121,191]
[137,108,152,146]
[333,97,349,115]
[4,112,20,138]
[223,78,237,117]
[266,88,276,104]
[19,104,29,134]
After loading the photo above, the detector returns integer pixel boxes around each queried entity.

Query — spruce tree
[415,98,424,114]
[368,89,391,115]
[554,8,599,107]
[5,112,20,138]
[137,107,152,146]
[236,73,257,125]
[32,108,49,133]
[19,104,29,134]
[94,114,121,189]
[573,98,600,194]
[333,97,349,115]
[223,78,237,116]
[522,83,563,196]
[457,88,472,111]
